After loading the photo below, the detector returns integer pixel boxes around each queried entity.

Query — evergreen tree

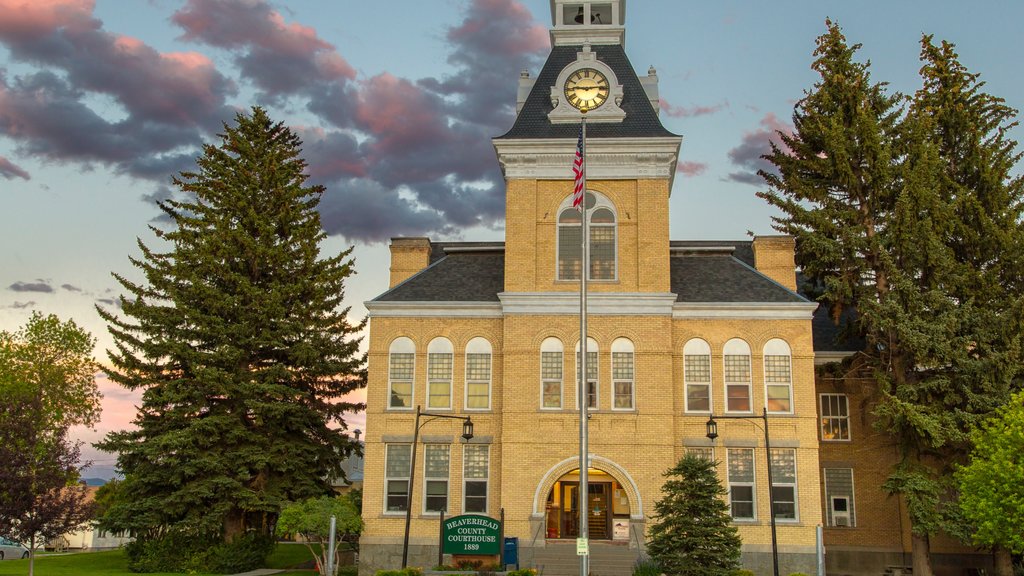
[97,107,366,564]
[760,22,1024,576]
[646,454,741,576]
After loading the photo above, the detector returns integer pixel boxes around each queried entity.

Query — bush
[376,568,423,576]
[633,558,661,576]
[506,570,537,576]
[338,567,359,576]
[126,530,275,573]
[731,571,755,576]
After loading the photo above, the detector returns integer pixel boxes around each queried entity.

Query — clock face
[564,68,609,111]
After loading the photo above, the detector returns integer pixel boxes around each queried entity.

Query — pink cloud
[677,161,709,177]
[447,0,549,56]
[726,112,794,185]
[0,155,30,180]
[660,98,728,118]
[0,0,96,41]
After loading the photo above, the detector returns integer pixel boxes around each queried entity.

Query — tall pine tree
[760,23,1024,576]
[98,107,365,564]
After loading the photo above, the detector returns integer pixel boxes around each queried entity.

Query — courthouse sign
[442,514,501,555]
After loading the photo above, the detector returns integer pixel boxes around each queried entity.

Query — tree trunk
[224,510,246,542]
[911,533,933,576]
[28,534,35,576]
[994,545,1013,576]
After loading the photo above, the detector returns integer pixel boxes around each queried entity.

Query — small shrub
[506,569,537,576]
[732,570,755,576]
[376,568,424,576]
[633,558,661,576]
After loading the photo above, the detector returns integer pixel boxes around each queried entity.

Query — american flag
[572,124,584,211]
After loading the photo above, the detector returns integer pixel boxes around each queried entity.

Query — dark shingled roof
[496,44,678,140]
[374,248,505,303]
[669,251,807,304]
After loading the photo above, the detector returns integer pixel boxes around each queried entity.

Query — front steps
[530,540,639,576]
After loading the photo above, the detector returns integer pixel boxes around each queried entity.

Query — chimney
[752,235,797,292]
[389,237,432,288]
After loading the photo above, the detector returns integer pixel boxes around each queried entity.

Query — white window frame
[426,337,453,411]
[685,446,715,462]
[422,444,450,515]
[540,337,564,410]
[820,393,851,441]
[384,443,411,514]
[770,448,798,522]
[683,338,712,413]
[388,337,415,411]
[723,338,753,414]
[463,445,490,514]
[575,338,599,410]
[824,468,856,527]
[727,447,756,521]
[611,338,635,411]
[556,192,618,282]
[763,339,794,415]
[464,337,492,411]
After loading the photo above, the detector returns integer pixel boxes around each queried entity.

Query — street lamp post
[402,405,474,569]
[705,407,779,576]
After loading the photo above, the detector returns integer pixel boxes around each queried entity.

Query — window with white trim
[463,445,489,513]
[611,338,634,410]
[683,338,712,412]
[686,447,714,462]
[764,339,793,414]
[465,337,492,410]
[824,468,856,527]
[820,394,850,440]
[541,337,564,409]
[385,444,411,513]
[427,338,453,410]
[557,193,617,281]
[388,338,415,409]
[575,338,599,410]
[727,448,755,520]
[724,339,752,413]
[770,448,798,521]
[423,444,450,513]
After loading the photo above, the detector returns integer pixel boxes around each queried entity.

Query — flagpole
[577,111,589,576]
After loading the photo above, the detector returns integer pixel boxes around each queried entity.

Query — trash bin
[503,537,519,570]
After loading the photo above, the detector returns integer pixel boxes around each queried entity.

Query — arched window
[540,337,564,410]
[763,339,793,414]
[683,338,712,413]
[723,338,752,413]
[388,337,415,410]
[557,193,617,281]
[611,338,635,410]
[465,337,492,411]
[575,338,599,410]
[427,337,453,410]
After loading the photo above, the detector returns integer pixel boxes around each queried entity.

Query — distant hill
[82,478,107,487]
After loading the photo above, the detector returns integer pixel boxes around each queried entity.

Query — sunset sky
[2,0,1023,478]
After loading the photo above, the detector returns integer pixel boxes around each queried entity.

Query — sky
[2,0,1023,478]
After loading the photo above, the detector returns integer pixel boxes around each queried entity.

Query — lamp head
[705,417,718,440]
[462,418,474,441]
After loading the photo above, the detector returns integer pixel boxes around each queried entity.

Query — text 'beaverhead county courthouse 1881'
[358,2,989,575]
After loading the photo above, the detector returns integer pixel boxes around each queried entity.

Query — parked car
[0,537,29,560]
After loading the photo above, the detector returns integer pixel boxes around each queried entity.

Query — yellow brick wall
[752,235,797,291]
[389,237,432,288]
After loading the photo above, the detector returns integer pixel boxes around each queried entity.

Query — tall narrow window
[820,394,851,440]
[385,444,411,513]
[770,448,798,521]
[575,338,599,410]
[557,193,617,281]
[727,448,755,520]
[463,445,490,513]
[423,444,450,513]
[465,337,492,410]
[824,468,856,527]
[683,338,712,413]
[541,337,564,409]
[427,338,453,410]
[612,338,634,410]
[764,339,793,414]
[686,447,714,462]
[388,337,415,409]
[724,339,752,413]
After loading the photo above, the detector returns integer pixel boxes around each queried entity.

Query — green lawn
[0,543,321,575]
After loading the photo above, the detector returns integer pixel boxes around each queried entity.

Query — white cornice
[493,136,682,187]
[550,28,625,47]
[365,301,502,318]
[814,350,856,366]
[499,292,677,315]
[672,302,818,320]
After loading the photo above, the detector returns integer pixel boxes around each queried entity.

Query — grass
[0,542,323,575]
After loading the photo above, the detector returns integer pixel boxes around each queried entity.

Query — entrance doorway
[545,469,629,540]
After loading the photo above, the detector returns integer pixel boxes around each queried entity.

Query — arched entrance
[544,468,631,540]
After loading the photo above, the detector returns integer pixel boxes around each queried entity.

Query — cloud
[0,0,236,178]
[9,280,53,293]
[61,283,82,292]
[0,155,30,180]
[9,301,36,309]
[677,161,709,177]
[660,99,728,118]
[96,297,122,309]
[725,112,793,185]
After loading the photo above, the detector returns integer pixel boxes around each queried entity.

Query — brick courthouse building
[358,2,990,575]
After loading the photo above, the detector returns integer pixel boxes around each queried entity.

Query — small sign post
[576,537,589,556]
[441,514,502,556]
